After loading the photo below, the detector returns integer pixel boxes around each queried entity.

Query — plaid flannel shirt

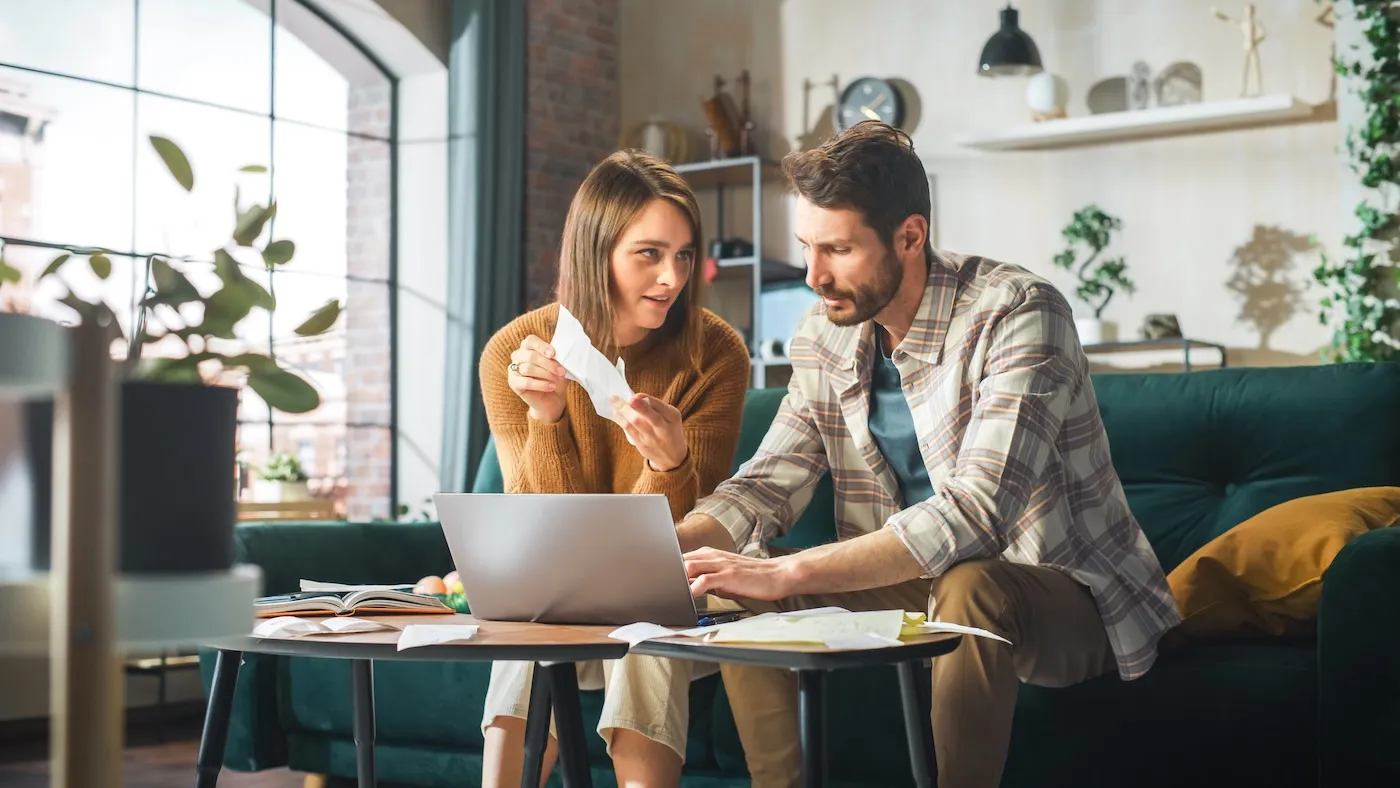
[691,251,1180,680]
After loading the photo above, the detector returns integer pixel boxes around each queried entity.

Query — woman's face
[609,198,695,346]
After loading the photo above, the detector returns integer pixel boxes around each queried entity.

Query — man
[675,121,1179,788]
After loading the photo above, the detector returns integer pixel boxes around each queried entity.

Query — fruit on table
[443,570,464,596]
[414,575,446,596]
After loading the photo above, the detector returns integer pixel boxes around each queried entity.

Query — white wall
[621,0,1342,370]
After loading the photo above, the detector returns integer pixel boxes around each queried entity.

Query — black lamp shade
[978,6,1043,77]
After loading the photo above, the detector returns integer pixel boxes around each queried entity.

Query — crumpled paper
[551,305,635,428]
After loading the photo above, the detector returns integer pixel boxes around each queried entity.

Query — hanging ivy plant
[1314,0,1400,362]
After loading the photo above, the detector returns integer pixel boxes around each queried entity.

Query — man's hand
[684,547,797,601]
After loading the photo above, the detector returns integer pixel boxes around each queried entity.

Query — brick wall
[344,82,394,521]
[522,0,621,308]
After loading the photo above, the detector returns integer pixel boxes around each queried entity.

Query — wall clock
[835,77,906,132]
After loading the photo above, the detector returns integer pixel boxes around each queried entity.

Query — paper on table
[705,609,906,649]
[901,613,1012,646]
[396,624,480,651]
[608,622,679,646]
[551,305,635,428]
[253,616,396,638]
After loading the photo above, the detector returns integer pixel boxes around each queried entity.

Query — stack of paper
[253,616,396,638]
[607,608,1011,650]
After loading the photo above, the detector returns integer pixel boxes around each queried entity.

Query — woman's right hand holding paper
[508,335,569,423]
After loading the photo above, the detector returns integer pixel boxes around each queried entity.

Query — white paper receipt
[551,305,635,427]
[396,624,480,651]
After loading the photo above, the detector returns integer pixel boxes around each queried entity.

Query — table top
[631,630,962,671]
[201,614,630,663]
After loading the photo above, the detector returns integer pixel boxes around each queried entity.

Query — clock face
[836,77,904,132]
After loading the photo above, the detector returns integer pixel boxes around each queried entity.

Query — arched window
[0,0,398,521]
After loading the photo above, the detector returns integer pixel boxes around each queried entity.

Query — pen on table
[697,612,745,627]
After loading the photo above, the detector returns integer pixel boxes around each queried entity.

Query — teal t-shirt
[867,340,935,509]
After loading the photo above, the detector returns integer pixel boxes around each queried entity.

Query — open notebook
[254,585,452,618]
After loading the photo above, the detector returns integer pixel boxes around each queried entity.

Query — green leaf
[147,256,202,307]
[239,164,268,173]
[212,249,274,310]
[233,204,273,246]
[247,366,320,413]
[198,287,257,339]
[221,352,279,374]
[294,299,341,337]
[0,258,19,285]
[149,135,194,192]
[40,253,70,279]
[261,239,295,266]
[88,253,112,280]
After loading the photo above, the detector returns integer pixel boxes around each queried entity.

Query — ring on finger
[508,362,520,373]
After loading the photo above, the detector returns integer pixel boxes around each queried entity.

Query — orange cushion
[1165,486,1400,645]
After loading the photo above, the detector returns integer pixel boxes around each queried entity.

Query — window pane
[235,420,271,501]
[0,70,135,252]
[13,246,141,348]
[0,0,135,86]
[270,122,347,283]
[135,94,271,261]
[274,0,390,137]
[138,0,271,114]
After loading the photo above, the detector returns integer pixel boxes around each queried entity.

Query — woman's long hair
[555,150,705,368]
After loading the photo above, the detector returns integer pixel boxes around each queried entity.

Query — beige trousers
[481,654,694,760]
[722,559,1117,788]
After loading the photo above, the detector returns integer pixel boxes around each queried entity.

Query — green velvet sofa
[203,363,1400,786]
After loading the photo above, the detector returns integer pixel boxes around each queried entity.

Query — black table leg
[352,659,376,788]
[897,660,936,788]
[541,662,593,788]
[521,663,554,788]
[798,669,828,788]
[195,649,241,788]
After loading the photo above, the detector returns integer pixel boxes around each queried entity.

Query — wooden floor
[0,738,305,787]
[0,708,307,787]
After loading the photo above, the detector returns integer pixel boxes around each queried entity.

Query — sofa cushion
[1089,364,1400,572]
[1166,486,1400,644]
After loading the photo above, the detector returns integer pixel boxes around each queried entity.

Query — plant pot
[1074,318,1117,346]
[24,381,239,574]
[252,479,311,502]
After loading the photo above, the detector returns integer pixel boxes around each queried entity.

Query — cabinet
[673,156,807,388]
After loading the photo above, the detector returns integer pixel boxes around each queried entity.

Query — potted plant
[25,134,341,574]
[254,452,311,502]
[1052,205,1136,345]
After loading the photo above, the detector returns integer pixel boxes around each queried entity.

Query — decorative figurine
[1212,4,1267,97]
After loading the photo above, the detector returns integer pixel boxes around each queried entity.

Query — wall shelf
[955,94,1327,151]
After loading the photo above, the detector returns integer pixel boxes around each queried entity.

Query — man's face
[794,197,903,327]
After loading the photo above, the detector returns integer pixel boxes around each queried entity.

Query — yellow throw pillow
[1164,486,1400,646]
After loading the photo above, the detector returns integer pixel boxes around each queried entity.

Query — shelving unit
[955,94,1323,151]
[674,156,804,388]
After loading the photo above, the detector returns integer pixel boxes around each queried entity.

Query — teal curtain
[441,0,526,491]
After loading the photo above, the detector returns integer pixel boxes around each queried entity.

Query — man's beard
[815,251,903,327]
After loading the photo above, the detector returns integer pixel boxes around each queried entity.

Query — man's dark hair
[781,121,931,260]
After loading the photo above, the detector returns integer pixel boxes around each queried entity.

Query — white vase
[1026,72,1069,120]
[1074,318,1117,345]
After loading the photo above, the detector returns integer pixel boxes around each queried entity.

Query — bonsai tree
[36,134,341,413]
[259,452,308,483]
[1052,205,1136,320]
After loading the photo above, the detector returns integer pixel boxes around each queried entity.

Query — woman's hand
[611,393,688,472]
[508,335,568,423]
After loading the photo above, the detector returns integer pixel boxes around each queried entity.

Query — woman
[477,149,750,788]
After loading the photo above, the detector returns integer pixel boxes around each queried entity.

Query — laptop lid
[432,493,699,627]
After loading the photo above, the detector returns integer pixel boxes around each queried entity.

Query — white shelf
[955,94,1322,151]
[0,564,262,657]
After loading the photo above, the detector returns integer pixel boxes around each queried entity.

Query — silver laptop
[432,493,699,627]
